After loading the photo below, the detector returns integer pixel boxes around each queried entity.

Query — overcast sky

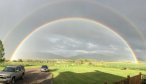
[0,0,146,61]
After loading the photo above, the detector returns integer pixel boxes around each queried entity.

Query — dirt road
[15,68,53,84]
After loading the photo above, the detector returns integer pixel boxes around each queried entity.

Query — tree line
[0,40,5,62]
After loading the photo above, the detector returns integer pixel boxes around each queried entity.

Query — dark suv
[0,65,25,84]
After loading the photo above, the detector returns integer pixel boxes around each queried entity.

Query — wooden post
[139,72,142,78]
[127,75,130,84]
[139,72,142,76]
[139,72,142,84]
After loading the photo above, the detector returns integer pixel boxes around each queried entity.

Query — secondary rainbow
[3,0,145,45]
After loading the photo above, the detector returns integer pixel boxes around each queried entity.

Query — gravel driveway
[15,68,53,84]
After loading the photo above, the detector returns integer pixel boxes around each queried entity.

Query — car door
[16,67,21,78]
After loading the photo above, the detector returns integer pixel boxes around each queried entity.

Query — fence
[104,73,143,84]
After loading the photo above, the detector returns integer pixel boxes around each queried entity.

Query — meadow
[0,60,146,84]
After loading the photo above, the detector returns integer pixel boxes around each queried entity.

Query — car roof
[41,65,48,68]
[6,66,17,68]
[6,65,23,68]
[42,65,48,66]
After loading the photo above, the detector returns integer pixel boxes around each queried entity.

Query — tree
[0,40,5,62]
[18,59,23,62]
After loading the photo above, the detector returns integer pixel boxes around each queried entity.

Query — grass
[0,61,146,84]
[50,64,146,84]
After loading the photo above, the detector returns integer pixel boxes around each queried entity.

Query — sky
[12,19,134,61]
[0,0,146,61]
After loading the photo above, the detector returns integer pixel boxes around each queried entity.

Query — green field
[0,60,146,84]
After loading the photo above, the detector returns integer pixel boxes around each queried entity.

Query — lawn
[0,61,146,84]
[50,63,146,84]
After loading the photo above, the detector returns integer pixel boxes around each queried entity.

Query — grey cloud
[0,0,146,61]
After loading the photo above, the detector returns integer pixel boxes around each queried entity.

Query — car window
[21,66,25,70]
[16,67,21,71]
[41,66,48,68]
[3,67,16,72]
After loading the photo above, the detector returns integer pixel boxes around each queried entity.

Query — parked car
[40,65,49,72]
[0,65,25,84]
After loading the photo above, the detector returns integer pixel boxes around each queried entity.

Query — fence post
[139,72,142,77]
[127,75,130,84]
[139,72,142,84]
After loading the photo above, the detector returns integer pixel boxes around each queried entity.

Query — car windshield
[41,66,48,68]
[3,67,16,72]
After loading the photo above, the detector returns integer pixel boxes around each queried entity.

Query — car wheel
[11,77,15,84]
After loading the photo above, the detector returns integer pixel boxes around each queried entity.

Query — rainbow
[10,18,138,63]
[3,0,144,63]
[3,0,146,45]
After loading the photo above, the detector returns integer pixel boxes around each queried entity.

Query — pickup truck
[0,65,25,84]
